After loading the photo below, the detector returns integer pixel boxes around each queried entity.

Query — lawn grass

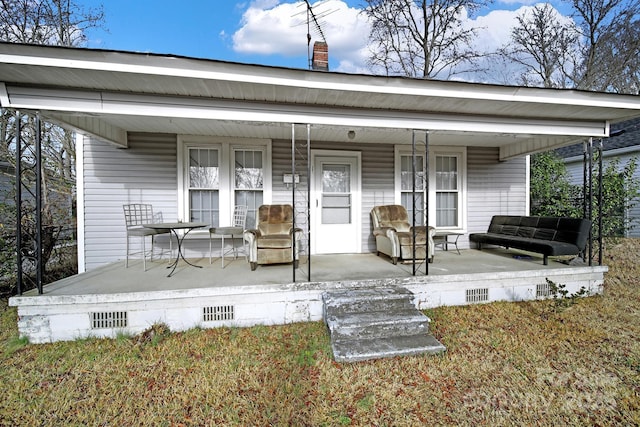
[1,239,639,426]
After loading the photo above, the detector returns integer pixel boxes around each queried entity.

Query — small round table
[144,222,207,276]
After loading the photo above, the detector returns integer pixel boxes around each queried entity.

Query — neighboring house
[556,118,640,237]
[0,42,639,273]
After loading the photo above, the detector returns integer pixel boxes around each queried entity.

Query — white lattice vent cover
[536,282,552,298]
[203,305,235,322]
[91,311,128,329]
[466,288,489,303]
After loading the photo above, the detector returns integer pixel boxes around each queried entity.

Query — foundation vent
[203,305,235,322]
[91,311,128,329]
[466,288,489,303]
[536,282,552,298]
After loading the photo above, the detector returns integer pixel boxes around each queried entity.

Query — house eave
[1,42,640,156]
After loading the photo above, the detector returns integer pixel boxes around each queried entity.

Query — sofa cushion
[533,228,556,240]
[501,225,519,236]
[516,226,536,238]
[397,231,427,246]
[258,223,291,236]
[380,220,411,232]
[257,234,293,249]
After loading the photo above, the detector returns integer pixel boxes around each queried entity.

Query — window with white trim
[400,154,425,225]
[435,155,459,227]
[234,149,263,228]
[188,147,219,226]
[179,137,271,230]
[395,147,466,231]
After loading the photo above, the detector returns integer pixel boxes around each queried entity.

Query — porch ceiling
[2,42,640,159]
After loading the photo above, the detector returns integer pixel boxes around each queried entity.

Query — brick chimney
[312,41,328,71]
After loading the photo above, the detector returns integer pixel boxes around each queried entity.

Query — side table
[434,231,463,255]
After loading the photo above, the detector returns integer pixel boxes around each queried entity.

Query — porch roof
[2,42,640,159]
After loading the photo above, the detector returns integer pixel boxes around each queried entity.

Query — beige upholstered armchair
[244,204,303,271]
[371,205,435,265]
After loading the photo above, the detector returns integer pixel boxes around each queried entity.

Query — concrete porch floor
[10,248,608,343]
[25,247,597,296]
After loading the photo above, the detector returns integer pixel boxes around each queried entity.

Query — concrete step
[332,334,447,363]
[326,309,431,342]
[323,287,416,317]
[323,287,446,363]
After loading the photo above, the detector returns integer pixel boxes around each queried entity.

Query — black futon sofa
[469,215,591,265]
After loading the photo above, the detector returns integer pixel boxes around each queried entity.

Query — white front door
[312,152,361,254]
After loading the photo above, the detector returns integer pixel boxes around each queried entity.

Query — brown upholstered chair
[371,205,435,265]
[244,204,303,271]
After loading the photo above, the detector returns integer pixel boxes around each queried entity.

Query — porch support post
[411,130,417,276]
[582,141,588,221]
[425,130,429,276]
[15,110,23,295]
[35,113,43,294]
[597,138,603,266]
[306,123,311,281]
[410,129,429,276]
[588,137,593,266]
[291,123,297,283]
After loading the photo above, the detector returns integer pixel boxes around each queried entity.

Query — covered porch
[10,248,607,343]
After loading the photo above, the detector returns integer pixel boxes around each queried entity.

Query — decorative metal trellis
[291,123,311,282]
[411,130,430,276]
[12,110,44,294]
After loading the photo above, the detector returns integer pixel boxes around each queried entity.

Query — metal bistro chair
[123,204,171,271]
[209,205,248,267]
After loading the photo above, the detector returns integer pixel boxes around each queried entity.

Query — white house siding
[82,133,178,271]
[564,152,640,237]
[81,135,528,271]
[466,147,528,248]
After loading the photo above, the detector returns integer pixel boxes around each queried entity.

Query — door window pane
[322,164,351,224]
[322,195,351,224]
[322,164,350,193]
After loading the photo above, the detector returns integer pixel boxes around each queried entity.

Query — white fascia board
[7,86,609,138]
[3,51,640,111]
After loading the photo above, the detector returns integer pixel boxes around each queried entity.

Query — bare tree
[502,0,640,94]
[500,4,578,88]
[0,0,104,46]
[575,5,640,94]
[363,0,489,79]
[0,0,105,289]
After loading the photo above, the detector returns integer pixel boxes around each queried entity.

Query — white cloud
[232,1,574,79]
[232,0,370,70]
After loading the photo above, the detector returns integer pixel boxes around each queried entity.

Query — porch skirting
[9,259,606,344]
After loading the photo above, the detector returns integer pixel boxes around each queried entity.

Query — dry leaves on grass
[1,239,639,425]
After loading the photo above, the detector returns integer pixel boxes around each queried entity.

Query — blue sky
[83,0,567,76]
